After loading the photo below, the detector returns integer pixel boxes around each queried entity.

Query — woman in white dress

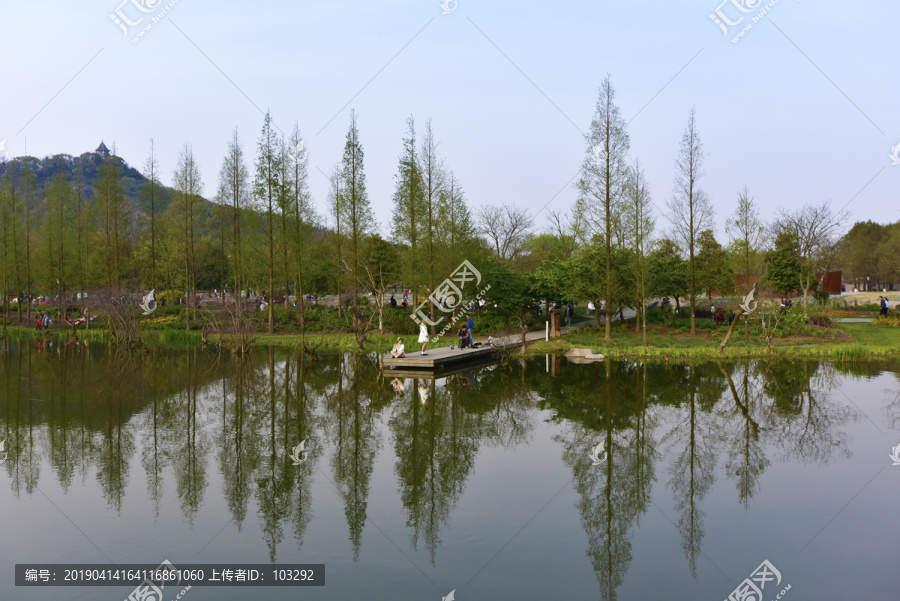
[418,321,429,355]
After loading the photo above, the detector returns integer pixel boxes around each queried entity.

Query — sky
[1,0,898,242]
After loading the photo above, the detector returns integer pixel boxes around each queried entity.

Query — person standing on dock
[418,321,429,355]
[466,314,474,347]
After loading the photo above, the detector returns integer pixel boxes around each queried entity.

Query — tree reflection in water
[0,340,878,597]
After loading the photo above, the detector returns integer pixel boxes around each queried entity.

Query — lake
[1,338,898,600]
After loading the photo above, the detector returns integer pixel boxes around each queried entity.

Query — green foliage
[696,229,735,297]
[531,260,567,303]
[763,231,810,294]
[478,257,533,317]
[647,239,688,302]
[562,245,632,311]
[472,311,509,334]
[386,309,418,336]
[838,220,900,287]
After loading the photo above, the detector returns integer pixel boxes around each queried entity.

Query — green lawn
[835,322,900,347]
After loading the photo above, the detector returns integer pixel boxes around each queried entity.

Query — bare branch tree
[776,201,848,306]
[476,203,534,262]
[546,209,583,259]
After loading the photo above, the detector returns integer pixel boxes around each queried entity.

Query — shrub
[272,306,294,325]
[473,311,508,334]
[874,315,900,328]
[808,313,833,328]
[387,310,419,336]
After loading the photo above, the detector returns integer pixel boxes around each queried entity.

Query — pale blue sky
[1,0,897,240]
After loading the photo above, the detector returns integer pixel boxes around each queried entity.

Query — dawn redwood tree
[45,172,71,314]
[625,159,654,343]
[725,185,766,293]
[667,108,712,336]
[288,123,314,326]
[337,111,374,347]
[576,74,631,340]
[95,151,127,290]
[0,172,17,325]
[419,118,444,326]
[390,115,426,307]
[254,111,281,333]
[172,143,203,330]
[339,111,374,299]
[218,127,250,307]
[141,139,162,290]
[277,135,293,310]
[71,166,90,312]
[436,170,476,272]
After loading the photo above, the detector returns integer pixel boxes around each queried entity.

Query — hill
[6,150,179,215]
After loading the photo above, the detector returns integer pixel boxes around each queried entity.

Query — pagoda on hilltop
[95,141,110,157]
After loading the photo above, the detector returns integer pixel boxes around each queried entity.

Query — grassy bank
[4,315,897,361]
[521,320,899,361]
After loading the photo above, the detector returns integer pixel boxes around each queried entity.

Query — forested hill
[6,152,178,214]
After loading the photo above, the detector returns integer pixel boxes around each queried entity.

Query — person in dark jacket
[457,326,469,349]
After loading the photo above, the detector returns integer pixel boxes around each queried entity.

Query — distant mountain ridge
[5,150,179,214]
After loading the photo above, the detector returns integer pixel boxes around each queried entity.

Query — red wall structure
[816,271,842,295]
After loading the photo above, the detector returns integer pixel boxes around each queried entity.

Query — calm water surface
[1,338,899,600]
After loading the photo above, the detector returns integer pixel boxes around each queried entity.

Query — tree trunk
[717,310,745,352]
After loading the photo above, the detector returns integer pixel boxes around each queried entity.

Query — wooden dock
[381,343,504,370]
[383,355,501,379]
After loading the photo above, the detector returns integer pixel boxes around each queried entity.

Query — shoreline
[3,321,896,362]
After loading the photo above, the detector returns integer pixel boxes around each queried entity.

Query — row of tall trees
[526,74,860,340]
[0,87,883,339]
[390,116,477,321]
